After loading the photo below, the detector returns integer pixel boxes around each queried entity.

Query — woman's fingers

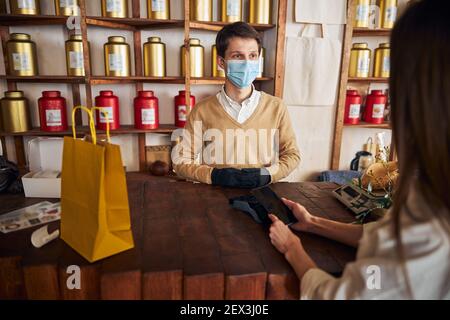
[269,213,280,223]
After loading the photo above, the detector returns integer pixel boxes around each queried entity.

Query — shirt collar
[220,84,258,107]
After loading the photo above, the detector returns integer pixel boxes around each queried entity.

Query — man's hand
[211,167,271,188]
[281,198,314,232]
[268,214,302,255]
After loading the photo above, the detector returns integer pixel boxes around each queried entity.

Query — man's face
[218,37,260,72]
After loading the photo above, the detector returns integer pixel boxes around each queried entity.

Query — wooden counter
[0,173,357,300]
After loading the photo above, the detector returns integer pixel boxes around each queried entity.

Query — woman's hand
[281,198,314,232]
[268,214,302,255]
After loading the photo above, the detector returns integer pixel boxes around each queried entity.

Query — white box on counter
[22,137,63,198]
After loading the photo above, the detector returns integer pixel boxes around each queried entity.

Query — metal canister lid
[4,91,25,98]
[353,43,369,49]
[379,43,390,49]
[10,33,31,41]
[108,36,126,43]
[148,37,161,43]
[189,38,201,45]
[69,34,83,41]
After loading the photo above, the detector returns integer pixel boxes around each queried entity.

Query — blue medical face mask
[225,59,260,89]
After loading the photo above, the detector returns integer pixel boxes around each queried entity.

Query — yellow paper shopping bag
[60,106,134,262]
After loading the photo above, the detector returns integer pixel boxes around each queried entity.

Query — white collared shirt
[216,85,261,124]
[300,184,450,300]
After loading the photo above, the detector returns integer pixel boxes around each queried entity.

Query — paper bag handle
[91,107,111,143]
[71,106,111,145]
[72,106,96,145]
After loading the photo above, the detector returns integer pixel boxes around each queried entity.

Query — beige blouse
[301,186,450,300]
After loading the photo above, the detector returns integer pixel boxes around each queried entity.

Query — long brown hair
[390,0,450,269]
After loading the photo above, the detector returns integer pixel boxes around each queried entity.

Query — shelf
[86,16,184,30]
[88,76,273,85]
[0,75,85,83]
[344,121,391,129]
[348,77,389,83]
[352,27,392,37]
[89,76,185,85]
[0,14,68,26]
[0,124,178,137]
[190,76,273,85]
[189,21,276,32]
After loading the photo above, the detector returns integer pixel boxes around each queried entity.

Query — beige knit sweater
[172,92,301,184]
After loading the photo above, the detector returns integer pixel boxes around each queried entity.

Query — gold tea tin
[380,0,398,29]
[373,43,390,78]
[65,34,90,76]
[104,36,131,77]
[221,0,242,23]
[0,91,31,133]
[354,0,370,28]
[6,33,38,76]
[55,0,80,16]
[249,0,272,24]
[144,37,166,77]
[257,47,265,78]
[211,45,225,78]
[101,0,128,18]
[181,38,204,78]
[190,0,213,22]
[349,43,371,78]
[9,0,40,15]
[0,1,7,13]
[147,0,170,19]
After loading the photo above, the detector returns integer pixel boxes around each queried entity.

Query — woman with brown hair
[269,0,450,299]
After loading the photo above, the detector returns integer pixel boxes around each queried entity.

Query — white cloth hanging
[295,0,347,25]
[283,24,342,106]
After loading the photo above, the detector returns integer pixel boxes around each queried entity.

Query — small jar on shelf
[181,38,204,78]
[211,45,225,78]
[101,0,128,18]
[6,33,39,76]
[9,0,40,15]
[373,43,390,78]
[65,34,90,76]
[143,37,166,77]
[349,43,371,78]
[221,0,242,23]
[249,0,272,24]
[344,90,362,125]
[0,91,32,133]
[55,0,80,16]
[104,36,131,77]
[190,0,213,22]
[354,0,370,28]
[147,0,170,20]
[379,0,398,29]
[95,90,120,130]
[38,91,68,132]
[363,90,387,124]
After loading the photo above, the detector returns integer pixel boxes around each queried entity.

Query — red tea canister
[364,90,387,124]
[134,90,159,130]
[94,90,120,130]
[344,90,362,125]
[174,90,195,128]
[38,91,68,132]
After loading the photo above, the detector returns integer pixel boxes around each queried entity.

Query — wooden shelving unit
[344,121,391,129]
[0,124,178,137]
[331,0,394,170]
[0,0,288,172]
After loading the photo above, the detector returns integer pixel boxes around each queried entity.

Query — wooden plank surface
[0,174,358,300]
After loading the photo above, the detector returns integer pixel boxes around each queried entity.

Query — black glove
[211,167,271,189]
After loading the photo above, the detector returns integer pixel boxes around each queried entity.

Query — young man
[173,22,300,188]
